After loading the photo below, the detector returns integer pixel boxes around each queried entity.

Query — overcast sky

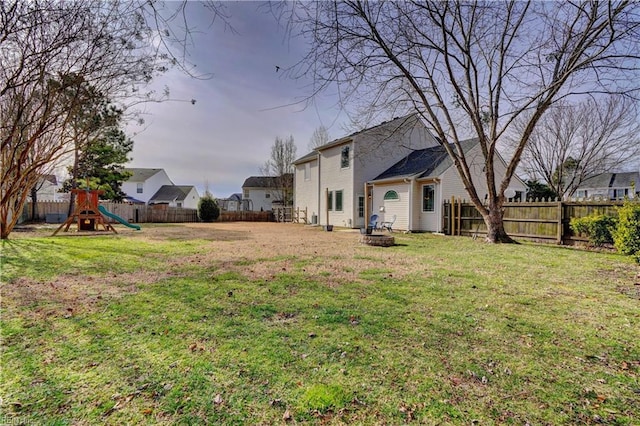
[127,1,347,198]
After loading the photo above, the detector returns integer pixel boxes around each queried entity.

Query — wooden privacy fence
[443,199,624,244]
[22,201,198,223]
[218,211,273,222]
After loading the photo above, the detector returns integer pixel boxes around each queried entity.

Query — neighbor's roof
[293,113,420,165]
[372,138,479,181]
[124,168,170,183]
[579,171,640,189]
[242,174,293,188]
[149,185,195,203]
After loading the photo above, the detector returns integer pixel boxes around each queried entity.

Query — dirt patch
[5,223,425,318]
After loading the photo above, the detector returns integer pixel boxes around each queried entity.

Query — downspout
[407,177,414,231]
[317,153,321,225]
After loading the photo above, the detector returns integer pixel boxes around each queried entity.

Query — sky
[126,1,348,199]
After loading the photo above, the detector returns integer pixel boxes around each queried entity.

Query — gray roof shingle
[149,185,194,203]
[293,114,420,164]
[579,171,640,189]
[372,138,479,181]
[124,168,170,183]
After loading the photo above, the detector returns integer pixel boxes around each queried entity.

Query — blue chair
[368,214,378,230]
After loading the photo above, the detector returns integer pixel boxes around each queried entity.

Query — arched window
[383,190,399,200]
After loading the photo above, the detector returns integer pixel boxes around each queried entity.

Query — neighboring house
[30,174,66,202]
[218,193,250,211]
[293,114,526,231]
[242,175,293,212]
[574,171,640,200]
[148,185,200,209]
[368,139,527,232]
[293,114,443,229]
[122,168,174,204]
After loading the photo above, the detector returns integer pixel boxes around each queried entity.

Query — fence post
[557,200,564,245]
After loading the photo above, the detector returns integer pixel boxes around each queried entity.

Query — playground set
[52,189,140,236]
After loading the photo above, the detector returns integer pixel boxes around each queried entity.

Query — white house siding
[371,183,410,231]
[181,187,200,209]
[122,169,173,203]
[246,188,280,212]
[319,142,355,227]
[352,120,437,228]
[294,158,320,223]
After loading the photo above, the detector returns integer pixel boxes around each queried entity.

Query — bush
[570,214,617,247]
[612,199,640,263]
[198,195,220,222]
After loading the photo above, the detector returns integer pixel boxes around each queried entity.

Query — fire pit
[359,234,395,247]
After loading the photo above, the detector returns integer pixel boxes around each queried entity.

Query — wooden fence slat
[444,199,624,244]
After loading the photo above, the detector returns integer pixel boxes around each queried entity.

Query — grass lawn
[1,223,639,425]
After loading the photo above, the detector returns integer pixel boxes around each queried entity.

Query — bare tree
[0,1,226,239]
[308,125,330,150]
[261,136,297,207]
[280,1,640,242]
[517,96,640,199]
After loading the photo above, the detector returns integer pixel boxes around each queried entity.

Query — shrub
[570,214,616,247]
[198,195,220,222]
[612,199,640,263]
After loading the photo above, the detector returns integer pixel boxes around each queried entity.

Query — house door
[419,183,439,231]
[357,195,365,227]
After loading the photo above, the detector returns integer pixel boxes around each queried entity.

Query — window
[358,196,365,218]
[384,190,399,200]
[177,202,182,208]
[265,193,271,199]
[577,190,588,198]
[137,182,143,194]
[243,189,249,198]
[422,184,435,212]
[611,188,628,200]
[327,191,333,211]
[335,190,343,211]
[341,146,350,168]
[304,163,310,181]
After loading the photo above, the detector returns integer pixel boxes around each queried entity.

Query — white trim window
[422,184,435,212]
[341,146,350,169]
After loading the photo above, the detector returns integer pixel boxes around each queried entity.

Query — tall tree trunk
[482,201,516,243]
[31,187,38,221]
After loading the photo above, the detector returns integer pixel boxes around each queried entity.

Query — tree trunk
[31,187,38,221]
[483,203,516,243]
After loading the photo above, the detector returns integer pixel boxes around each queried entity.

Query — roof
[372,138,479,181]
[124,168,169,183]
[292,151,319,165]
[122,196,146,204]
[148,185,195,203]
[242,174,293,188]
[40,174,58,185]
[579,172,640,189]
[293,113,420,164]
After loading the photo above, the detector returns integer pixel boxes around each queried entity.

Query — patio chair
[368,214,379,230]
[380,215,396,232]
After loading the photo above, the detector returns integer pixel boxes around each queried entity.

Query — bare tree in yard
[0,1,227,239]
[281,1,640,242]
[517,96,640,199]
[308,125,330,150]
[261,136,297,207]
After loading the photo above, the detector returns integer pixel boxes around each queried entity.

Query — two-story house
[294,114,435,228]
[122,168,174,203]
[293,114,526,232]
[242,175,293,211]
[122,168,200,208]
